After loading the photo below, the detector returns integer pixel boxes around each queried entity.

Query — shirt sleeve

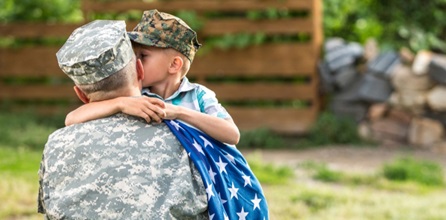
[196,85,231,120]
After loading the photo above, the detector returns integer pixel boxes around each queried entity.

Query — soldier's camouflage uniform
[38,114,208,219]
[38,20,208,219]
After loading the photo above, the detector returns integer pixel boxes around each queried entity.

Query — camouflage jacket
[38,113,208,219]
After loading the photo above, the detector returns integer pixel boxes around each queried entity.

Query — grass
[2,111,446,219]
[0,147,41,220]
[4,145,446,220]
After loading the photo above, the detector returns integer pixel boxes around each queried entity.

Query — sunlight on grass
[0,147,42,219]
[0,147,42,175]
[246,151,294,185]
[265,180,446,220]
[0,174,41,220]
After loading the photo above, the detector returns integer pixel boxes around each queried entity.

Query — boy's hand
[162,103,180,120]
[119,96,166,123]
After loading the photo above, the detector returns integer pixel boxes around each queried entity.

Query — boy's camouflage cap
[56,20,134,85]
[128,9,201,62]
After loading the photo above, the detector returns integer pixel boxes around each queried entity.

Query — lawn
[2,146,446,220]
[1,111,446,219]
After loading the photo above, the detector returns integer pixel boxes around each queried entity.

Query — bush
[238,128,285,149]
[304,112,365,146]
[323,0,446,53]
[0,0,82,23]
[0,111,64,150]
[382,157,444,186]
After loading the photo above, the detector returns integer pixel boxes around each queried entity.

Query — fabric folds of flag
[165,119,269,220]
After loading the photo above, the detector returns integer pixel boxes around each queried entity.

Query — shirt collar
[141,77,197,101]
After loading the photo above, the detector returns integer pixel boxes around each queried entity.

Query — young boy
[65,10,240,145]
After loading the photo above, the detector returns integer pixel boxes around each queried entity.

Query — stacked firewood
[319,38,446,152]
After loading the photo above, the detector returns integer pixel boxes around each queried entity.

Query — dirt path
[241,146,446,173]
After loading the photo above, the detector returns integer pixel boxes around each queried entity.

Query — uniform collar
[141,77,196,101]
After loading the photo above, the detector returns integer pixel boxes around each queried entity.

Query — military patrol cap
[56,20,134,85]
[128,9,201,62]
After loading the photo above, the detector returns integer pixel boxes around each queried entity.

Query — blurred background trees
[2,0,446,52]
[324,0,446,53]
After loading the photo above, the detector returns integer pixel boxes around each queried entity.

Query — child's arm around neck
[65,96,166,126]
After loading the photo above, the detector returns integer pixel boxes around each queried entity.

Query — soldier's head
[57,20,144,102]
[128,10,201,80]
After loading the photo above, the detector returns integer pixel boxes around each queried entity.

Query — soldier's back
[38,113,208,219]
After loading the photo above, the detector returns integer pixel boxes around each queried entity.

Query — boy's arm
[164,104,240,145]
[65,96,166,126]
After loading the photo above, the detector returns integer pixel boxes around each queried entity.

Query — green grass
[382,156,445,186]
[0,110,63,150]
[2,111,446,219]
[0,147,42,220]
[246,151,294,185]
[2,147,446,220]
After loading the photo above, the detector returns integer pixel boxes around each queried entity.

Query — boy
[65,9,240,145]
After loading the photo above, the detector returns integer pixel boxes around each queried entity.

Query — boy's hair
[128,9,201,63]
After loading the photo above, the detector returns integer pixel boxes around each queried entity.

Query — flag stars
[208,167,217,183]
[205,183,215,201]
[200,135,213,148]
[237,207,249,220]
[251,194,262,210]
[216,157,228,174]
[241,174,252,187]
[225,153,236,165]
[192,139,205,155]
[169,120,182,130]
[228,182,239,199]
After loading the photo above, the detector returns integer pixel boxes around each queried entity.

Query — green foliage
[88,10,143,22]
[238,128,285,149]
[246,152,294,185]
[175,10,204,31]
[200,32,267,53]
[323,0,380,44]
[381,157,445,186]
[370,0,446,52]
[0,0,83,23]
[291,191,337,212]
[0,111,64,150]
[247,8,293,20]
[304,112,365,146]
[312,164,343,183]
[323,0,446,53]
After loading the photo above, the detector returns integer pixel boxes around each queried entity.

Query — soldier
[65,9,240,146]
[38,20,208,219]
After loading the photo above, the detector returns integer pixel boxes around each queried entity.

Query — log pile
[319,38,446,152]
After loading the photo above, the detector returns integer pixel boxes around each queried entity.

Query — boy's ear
[73,86,90,104]
[136,58,145,80]
[169,56,183,74]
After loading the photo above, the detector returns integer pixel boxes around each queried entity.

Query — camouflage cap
[56,20,134,85]
[128,9,201,62]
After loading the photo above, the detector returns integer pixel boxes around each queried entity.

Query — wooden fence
[0,0,322,134]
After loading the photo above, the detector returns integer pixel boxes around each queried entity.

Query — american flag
[165,120,269,220]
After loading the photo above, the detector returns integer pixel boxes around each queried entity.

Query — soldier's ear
[73,86,90,103]
[136,58,145,81]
